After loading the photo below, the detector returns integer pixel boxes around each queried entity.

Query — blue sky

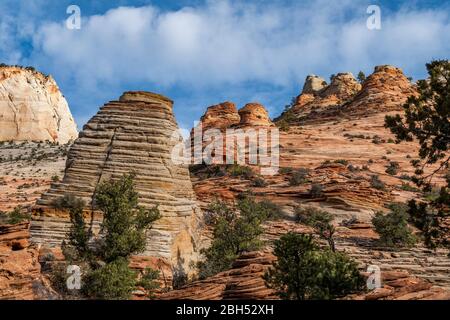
[1,0,450,131]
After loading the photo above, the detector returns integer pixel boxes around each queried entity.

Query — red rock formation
[283,65,415,124]
[345,65,416,114]
[160,251,278,300]
[237,103,274,127]
[198,102,240,131]
[159,248,450,300]
[0,222,55,299]
[290,72,360,119]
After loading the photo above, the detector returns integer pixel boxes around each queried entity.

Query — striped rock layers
[32,91,202,272]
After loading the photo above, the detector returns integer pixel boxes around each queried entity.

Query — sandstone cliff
[195,101,273,130]
[281,65,415,124]
[0,221,56,300]
[32,91,202,274]
[198,102,240,131]
[345,65,417,114]
[237,103,274,127]
[0,66,78,143]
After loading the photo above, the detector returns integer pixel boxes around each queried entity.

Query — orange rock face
[285,66,415,124]
[237,103,274,127]
[0,222,55,300]
[346,65,417,114]
[160,251,277,300]
[198,102,240,131]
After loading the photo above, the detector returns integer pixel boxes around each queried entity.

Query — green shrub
[138,267,160,299]
[400,183,420,192]
[198,197,281,279]
[252,176,268,187]
[385,161,400,175]
[82,258,137,300]
[370,175,385,190]
[372,203,417,247]
[309,184,324,198]
[279,167,293,174]
[53,173,161,299]
[295,206,336,251]
[264,233,365,300]
[334,159,349,165]
[227,164,254,179]
[6,206,30,224]
[289,168,310,186]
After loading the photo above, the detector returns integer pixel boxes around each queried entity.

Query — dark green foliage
[357,71,366,83]
[288,168,309,186]
[57,195,91,261]
[94,175,161,262]
[82,258,137,300]
[264,233,365,300]
[295,207,336,251]
[198,197,281,279]
[334,159,349,165]
[4,206,30,224]
[309,184,324,198]
[385,60,449,181]
[385,60,449,251]
[385,161,400,175]
[408,199,448,250]
[370,175,385,190]
[372,203,416,247]
[227,164,255,179]
[252,176,268,187]
[137,267,160,299]
[52,173,161,300]
[279,167,293,174]
[400,183,420,192]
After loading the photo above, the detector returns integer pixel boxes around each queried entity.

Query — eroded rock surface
[0,221,56,300]
[237,103,274,127]
[0,66,78,143]
[32,91,202,274]
[284,65,415,124]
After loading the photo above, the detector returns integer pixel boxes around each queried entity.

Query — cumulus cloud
[2,0,449,128]
[29,0,450,91]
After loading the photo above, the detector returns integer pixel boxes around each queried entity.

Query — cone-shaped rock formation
[32,91,201,272]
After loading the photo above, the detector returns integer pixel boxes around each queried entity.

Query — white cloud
[0,0,447,128]
[29,1,449,92]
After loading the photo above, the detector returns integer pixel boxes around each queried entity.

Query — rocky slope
[0,221,56,299]
[184,63,449,300]
[32,91,202,275]
[0,66,78,143]
[283,65,415,124]
[0,63,448,300]
[0,141,68,212]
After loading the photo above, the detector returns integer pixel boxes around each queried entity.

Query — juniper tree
[385,60,450,251]
[53,173,161,299]
[264,233,364,300]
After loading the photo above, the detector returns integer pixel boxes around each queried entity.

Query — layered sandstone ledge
[0,66,78,143]
[32,91,202,273]
[282,65,416,124]
[196,101,273,131]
